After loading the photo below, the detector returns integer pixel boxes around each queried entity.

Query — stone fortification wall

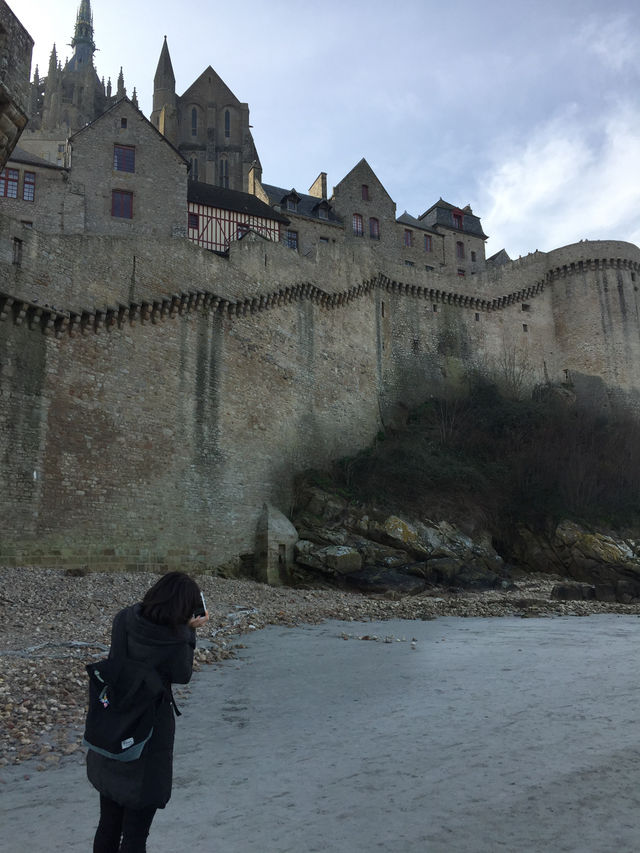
[1,231,640,571]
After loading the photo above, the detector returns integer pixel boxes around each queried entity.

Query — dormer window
[453,212,463,229]
[287,197,298,212]
[318,206,328,220]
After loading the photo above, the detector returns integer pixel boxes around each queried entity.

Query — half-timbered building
[187,180,289,253]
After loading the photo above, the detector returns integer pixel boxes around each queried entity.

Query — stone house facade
[68,98,188,238]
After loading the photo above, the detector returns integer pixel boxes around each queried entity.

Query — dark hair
[141,571,201,628]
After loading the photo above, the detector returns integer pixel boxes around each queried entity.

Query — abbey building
[2,1,640,578]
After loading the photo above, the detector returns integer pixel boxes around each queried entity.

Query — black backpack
[83,609,169,762]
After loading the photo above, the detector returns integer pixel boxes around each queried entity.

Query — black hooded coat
[86,604,195,809]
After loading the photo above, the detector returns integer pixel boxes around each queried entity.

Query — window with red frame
[353,213,363,236]
[112,190,133,219]
[369,217,379,239]
[362,184,369,201]
[456,241,465,259]
[113,145,135,173]
[404,229,413,247]
[424,234,432,252]
[188,212,199,229]
[453,212,463,229]
[23,171,35,202]
[0,168,19,198]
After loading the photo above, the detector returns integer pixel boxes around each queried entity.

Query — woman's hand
[188,611,210,629]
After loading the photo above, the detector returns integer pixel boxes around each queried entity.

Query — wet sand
[2,614,640,852]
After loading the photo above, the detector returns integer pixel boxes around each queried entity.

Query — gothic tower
[22,0,133,162]
[151,37,262,192]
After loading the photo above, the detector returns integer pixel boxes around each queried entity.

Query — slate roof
[8,146,65,170]
[397,211,440,235]
[261,183,342,224]
[188,181,290,224]
[419,198,488,240]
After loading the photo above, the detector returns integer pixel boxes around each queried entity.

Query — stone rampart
[1,232,640,571]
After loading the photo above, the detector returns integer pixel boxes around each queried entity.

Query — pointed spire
[33,65,40,85]
[131,87,139,108]
[154,36,175,90]
[71,0,96,58]
[48,44,58,77]
[117,67,126,98]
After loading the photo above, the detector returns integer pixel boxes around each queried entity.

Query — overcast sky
[11,0,640,258]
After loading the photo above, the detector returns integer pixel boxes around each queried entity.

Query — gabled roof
[332,157,395,205]
[8,146,65,171]
[261,183,342,224]
[188,181,290,224]
[69,97,189,167]
[180,66,242,106]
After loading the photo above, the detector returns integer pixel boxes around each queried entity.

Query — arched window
[191,107,197,137]
[219,157,229,188]
[224,109,230,138]
[190,157,198,182]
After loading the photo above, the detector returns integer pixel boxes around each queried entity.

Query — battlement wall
[2,232,640,571]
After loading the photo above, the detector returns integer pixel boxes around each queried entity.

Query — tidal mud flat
[1,606,640,852]
[2,565,640,767]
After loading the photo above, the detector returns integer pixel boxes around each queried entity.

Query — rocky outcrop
[292,487,510,596]
[514,520,640,603]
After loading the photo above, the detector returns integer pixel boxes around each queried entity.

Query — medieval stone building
[150,36,261,193]
[20,0,134,165]
[0,0,33,170]
[1,0,640,580]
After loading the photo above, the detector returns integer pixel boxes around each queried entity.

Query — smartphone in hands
[193,591,207,619]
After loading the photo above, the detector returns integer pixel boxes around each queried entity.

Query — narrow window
[12,237,22,266]
[318,206,328,220]
[120,117,127,129]
[424,234,432,252]
[471,250,477,262]
[219,158,229,188]
[523,323,528,332]
[456,241,465,259]
[188,212,199,229]
[381,301,385,317]
[369,217,379,240]
[286,230,298,250]
[433,304,438,312]
[0,168,19,198]
[453,212,462,229]
[23,171,36,202]
[111,190,133,219]
[286,197,298,212]
[404,229,413,247]
[191,107,197,136]
[353,213,363,236]
[361,184,369,201]
[190,157,199,182]
[224,109,230,138]
[113,145,135,172]
[475,312,480,321]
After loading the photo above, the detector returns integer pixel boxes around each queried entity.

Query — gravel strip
[2,566,639,769]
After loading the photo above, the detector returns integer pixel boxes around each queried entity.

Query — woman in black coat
[87,572,209,853]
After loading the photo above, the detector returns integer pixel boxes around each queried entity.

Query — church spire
[154,36,175,92]
[48,44,58,78]
[69,0,96,68]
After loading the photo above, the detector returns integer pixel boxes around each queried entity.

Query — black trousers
[93,794,157,853]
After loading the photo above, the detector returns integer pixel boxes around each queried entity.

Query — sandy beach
[2,610,640,852]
